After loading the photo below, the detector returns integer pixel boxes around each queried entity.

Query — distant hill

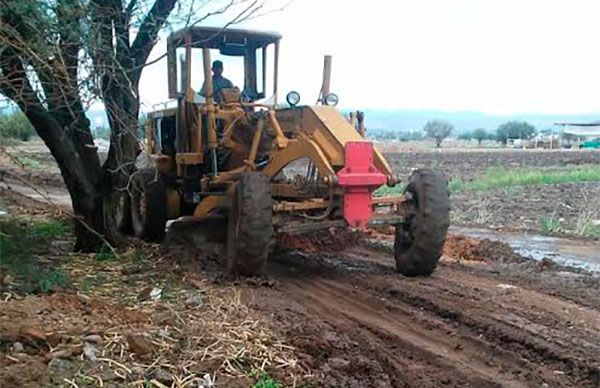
[3,102,599,135]
[344,110,600,133]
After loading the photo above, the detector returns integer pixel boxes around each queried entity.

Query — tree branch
[130,0,177,86]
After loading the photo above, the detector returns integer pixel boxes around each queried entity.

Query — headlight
[286,91,301,106]
[324,93,339,106]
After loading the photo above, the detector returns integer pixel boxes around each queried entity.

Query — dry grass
[575,190,600,238]
[57,249,309,387]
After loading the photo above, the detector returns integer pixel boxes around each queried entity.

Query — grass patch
[14,155,43,169]
[0,217,71,294]
[373,184,404,197]
[540,216,562,235]
[249,370,281,388]
[95,243,117,262]
[449,165,600,193]
[580,224,600,239]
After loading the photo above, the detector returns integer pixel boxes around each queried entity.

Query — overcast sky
[138,0,600,115]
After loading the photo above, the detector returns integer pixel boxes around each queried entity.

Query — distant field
[384,148,600,182]
[382,149,600,238]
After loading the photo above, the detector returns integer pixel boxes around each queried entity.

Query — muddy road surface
[244,238,599,387]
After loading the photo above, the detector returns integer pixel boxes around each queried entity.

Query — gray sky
[138,0,600,115]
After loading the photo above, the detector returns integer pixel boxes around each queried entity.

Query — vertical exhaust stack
[320,55,332,104]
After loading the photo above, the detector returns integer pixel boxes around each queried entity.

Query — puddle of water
[451,226,600,273]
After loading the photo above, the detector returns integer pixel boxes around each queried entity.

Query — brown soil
[451,182,600,234]
[242,235,600,387]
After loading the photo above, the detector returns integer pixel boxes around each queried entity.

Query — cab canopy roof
[167,26,281,51]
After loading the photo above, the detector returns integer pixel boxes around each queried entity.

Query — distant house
[555,122,600,148]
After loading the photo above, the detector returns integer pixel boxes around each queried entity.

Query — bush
[0,111,36,141]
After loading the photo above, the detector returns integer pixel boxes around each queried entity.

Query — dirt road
[245,239,600,387]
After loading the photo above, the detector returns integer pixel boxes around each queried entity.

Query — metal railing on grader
[123,27,450,276]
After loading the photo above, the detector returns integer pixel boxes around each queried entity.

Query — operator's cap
[212,60,223,69]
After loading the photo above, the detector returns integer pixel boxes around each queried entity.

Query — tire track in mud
[248,245,600,387]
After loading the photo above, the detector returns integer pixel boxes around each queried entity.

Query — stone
[19,326,46,342]
[154,368,173,384]
[45,348,74,362]
[45,332,63,347]
[48,358,72,373]
[12,342,24,352]
[328,357,350,369]
[125,332,154,356]
[83,342,97,361]
[83,334,102,344]
[184,291,204,308]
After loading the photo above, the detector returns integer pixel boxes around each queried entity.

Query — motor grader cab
[129,26,450,277]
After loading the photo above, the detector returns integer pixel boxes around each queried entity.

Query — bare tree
[0,0,268,251]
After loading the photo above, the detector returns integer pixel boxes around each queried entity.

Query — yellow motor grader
[126,27,450,276]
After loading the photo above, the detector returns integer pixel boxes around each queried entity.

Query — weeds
[95,243,117,262]
[0,217,71,294]
[449,165,600,193]
[31,219,69,237]
[14,155,43,169]
[540,216,562,235]
[250,370,281,388]
[575,190,600,238]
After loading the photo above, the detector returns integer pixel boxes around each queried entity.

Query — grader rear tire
[227,172,273,276]
[394,169,450,276]
[131,168,167,243]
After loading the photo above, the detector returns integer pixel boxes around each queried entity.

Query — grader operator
[120,26,450,277]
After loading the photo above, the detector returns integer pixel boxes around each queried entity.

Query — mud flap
[337,142,387,228]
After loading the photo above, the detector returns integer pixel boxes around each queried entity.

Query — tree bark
[0,47,111,251]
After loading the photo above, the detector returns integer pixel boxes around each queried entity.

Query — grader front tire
[394,169,450,276]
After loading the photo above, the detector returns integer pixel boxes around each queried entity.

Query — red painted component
[336,142,387,228]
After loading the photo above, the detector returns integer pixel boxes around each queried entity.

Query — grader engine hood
[337,142,387,228]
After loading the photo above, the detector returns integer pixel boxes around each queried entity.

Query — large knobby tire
[130,168,167,243]
[394,169,450,276]
[227,172,273,276]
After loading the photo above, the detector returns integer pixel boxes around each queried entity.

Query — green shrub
[0,111,36,141]
[249,370,281,388]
